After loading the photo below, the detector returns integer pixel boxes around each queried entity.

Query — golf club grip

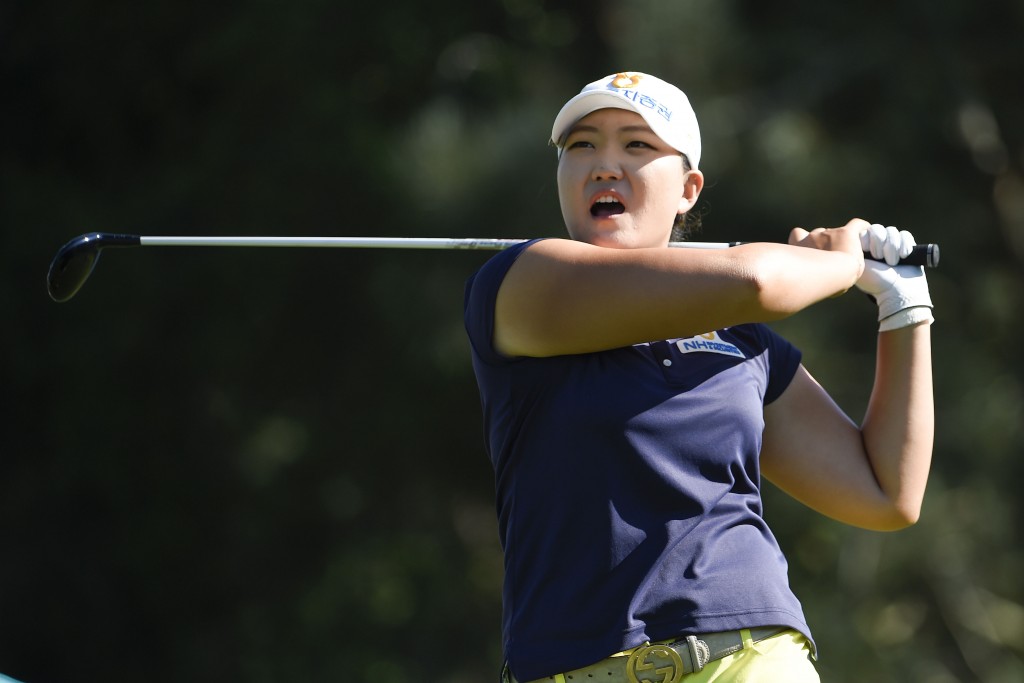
[868,243,936,268]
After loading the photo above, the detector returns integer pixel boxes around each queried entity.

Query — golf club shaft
[136,236,736,250]
[46,232,940,302]
[136,235,939,265]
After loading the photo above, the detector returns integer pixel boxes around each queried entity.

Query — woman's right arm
[494,220,867,358]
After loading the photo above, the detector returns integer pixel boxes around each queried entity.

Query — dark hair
[671,154,703,242]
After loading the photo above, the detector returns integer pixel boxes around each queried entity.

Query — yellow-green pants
[516,629,820,683]
[684,629,819,683]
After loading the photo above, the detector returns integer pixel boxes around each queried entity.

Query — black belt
[508,625,790,683]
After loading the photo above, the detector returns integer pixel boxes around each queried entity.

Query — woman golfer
[463,72,934,683]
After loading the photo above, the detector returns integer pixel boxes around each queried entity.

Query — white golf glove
[856,224,934,331]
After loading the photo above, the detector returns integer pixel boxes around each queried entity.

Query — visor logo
[612,72,643,88]
[607,73,672,123]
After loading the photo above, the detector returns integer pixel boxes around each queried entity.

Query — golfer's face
[557,108,690,249]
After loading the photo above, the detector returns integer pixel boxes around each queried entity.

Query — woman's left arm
[761,224,935,530]
[761,323,937,532]
[760,322,933,530]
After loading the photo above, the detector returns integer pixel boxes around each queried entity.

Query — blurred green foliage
[3,0,1023,681]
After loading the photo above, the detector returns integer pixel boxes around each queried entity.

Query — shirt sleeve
[463,239,543,366]
[759,324,803,405]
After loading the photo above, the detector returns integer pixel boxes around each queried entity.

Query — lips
[590,194,625,218]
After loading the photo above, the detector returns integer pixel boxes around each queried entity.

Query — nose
[591,152,622,181]
[593,167,621,181]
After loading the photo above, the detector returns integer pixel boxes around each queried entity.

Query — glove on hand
[856,224,934,331]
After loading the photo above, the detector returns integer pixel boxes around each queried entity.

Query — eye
[626,139,655,150]
[566,139,595,150]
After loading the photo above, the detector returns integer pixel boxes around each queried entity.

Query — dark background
[4,0,1023,681]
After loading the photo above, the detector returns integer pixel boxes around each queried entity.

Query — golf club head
[47,233,140,302]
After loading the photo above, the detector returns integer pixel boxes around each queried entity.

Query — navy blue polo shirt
[464,240,813,681]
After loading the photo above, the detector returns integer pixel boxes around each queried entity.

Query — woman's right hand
[788,218,869,268]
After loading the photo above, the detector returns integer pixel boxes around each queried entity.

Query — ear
[677,170,705,214]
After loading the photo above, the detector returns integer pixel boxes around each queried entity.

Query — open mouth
[591,196,625,218]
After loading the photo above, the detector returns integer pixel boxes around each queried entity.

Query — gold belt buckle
[625,642,684,683]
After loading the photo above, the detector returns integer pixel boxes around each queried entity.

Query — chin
[571,233,626,249]
[570,221,635,249]
[592,236,635,249]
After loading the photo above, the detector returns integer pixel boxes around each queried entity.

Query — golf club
[46,232,940,303]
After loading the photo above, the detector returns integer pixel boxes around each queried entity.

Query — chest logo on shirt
[676,331,745,358]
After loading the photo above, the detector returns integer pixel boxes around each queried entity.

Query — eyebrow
[567,123,656,136]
